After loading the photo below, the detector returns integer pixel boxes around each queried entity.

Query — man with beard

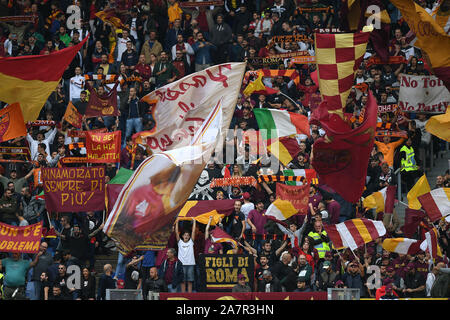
[221,200,246,242]
[20,187,45,225]
[153,51,179,88]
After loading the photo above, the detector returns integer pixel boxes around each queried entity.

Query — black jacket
[142,277,168,299]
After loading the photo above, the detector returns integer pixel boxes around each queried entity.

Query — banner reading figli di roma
[0,221,42,253]
[198,254,254,292]
[42,167,105,212]
[86,130,121,163]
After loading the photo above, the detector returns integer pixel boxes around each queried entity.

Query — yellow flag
[425,106,450,142]
[407,174,431,210]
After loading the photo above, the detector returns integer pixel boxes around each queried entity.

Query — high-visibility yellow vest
[307,230,330,259]
[400,145,418,172]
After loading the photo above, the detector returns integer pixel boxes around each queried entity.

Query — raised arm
[205,216,213,240]
[175,218,181,242]
[191,218,197,242]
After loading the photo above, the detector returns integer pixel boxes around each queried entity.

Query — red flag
[210,227,238,248]
[0,103,27,142]
[401,208,425,238]
[311,91,378,203]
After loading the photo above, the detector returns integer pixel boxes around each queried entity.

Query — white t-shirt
[69,75,85,100]
[241,202,255,230]
[178,239,196,266]
[116,36,130,62]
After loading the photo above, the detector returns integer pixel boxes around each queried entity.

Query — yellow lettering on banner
[24,226,31,237]
[32,241,40,251]
[206,268,215,282]
[12,241,19,251]
[225,268,238,283]
[61,193,69,206]
[18,241,25,251]
[238,256,248,267]
[239,268,249,280]
[215,269,224,282]
[7,241,14,250]
[205,257,212,268]
[24,241,34,251]
[33,224,42,237]
[0,225,8,236]
[0,241,6,250]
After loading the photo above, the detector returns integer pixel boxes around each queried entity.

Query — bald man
[142,267,168,299]
[97,264,116,300]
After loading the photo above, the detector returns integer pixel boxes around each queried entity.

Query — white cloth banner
[137,62,246,153]
[398,74,450,113]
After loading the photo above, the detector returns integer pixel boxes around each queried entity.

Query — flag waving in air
[103,100,226,253]
[382,238,421,255]
[390,0,450,91]
[324,218,386,251]
[418,188,450,222]
[253,108,310,140]
[0,103,27,142]
[0,35,89,122]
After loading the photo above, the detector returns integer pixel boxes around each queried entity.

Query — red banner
[159,292,327,300]
[42,167,105,212]
[84,83,119,117]
[86,131,121,163]
[0,221,43,253]
[276,183,309,214]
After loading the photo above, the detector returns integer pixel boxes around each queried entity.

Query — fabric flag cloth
[253,108,310,141]
[324,218,386,251]
[84,82,120,117]
[267,136,301,166]
[0,35,89,122]
[382,238,421,255]
[342,0,391,62]
[401,208,426,238]
[95,10,126,29]
[407,174,431,210]
[134,63,246,153]
[311,91,378,204]
[106,168,134,214]
[210,227,238,249]
[420,228,443,258]
[177,199,236,226]
[103,100,225,253]
[425,106,450,142]
[390,0,450,91]
[63,101,83,129]
[418,188,450,222]
[314,28,371,114]
[242,72,279,96]
[363,185,396,214]
[265,199,298,222]
[0,103,27,142]
[283,169,318,186]
[276,183,309,214]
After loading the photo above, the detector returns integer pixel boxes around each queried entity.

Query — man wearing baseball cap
[402,262,426,298]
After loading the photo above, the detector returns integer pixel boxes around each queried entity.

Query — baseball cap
[386,266,395,273]
[405,262,415,271]
[242,192,251,200]
[322,261,331,269]
[297,276,307,283]
[238,274,246,280]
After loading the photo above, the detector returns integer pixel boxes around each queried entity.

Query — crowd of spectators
[0,0,449,300]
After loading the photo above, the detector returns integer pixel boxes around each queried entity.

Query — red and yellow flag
[63,101,83,128]
[95,10,126,29]
[0,36,89,122]
[0,103,27,142]
[314,28,371,115]
[390,0,450,91]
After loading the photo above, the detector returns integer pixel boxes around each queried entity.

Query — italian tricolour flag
[253,108,310,140]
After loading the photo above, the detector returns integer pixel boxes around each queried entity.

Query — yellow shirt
[374,138,405,167]
[168,2,183,23]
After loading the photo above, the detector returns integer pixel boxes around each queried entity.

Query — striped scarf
[258,175,308,184]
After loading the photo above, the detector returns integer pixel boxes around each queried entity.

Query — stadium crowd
[0,0,449,300]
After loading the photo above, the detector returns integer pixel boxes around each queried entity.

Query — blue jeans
[125,117,143,139]
[168,284,180,293]
[114,253,127,280]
